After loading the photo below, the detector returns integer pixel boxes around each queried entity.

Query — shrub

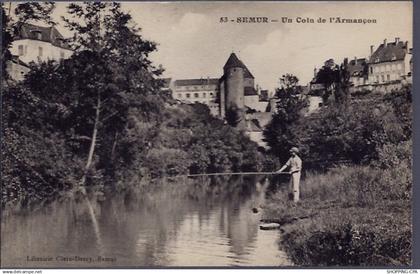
[145,147,191,178]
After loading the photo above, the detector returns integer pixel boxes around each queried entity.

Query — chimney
[354,56,357,64]
[314,67,317,77]
[383,38,387,47]
[395,37,400,44]
[370,45,374,55]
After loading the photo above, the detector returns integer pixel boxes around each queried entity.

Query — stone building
[367,38,411,92]
[347,57,369,92]
[172,53,269,119]
[170,53,272,146]
[172,78,220,116]
[219,53,254,119]
[10,23,73,64]
[7,23,73,82]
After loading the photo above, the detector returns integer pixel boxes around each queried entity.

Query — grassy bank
[262,161,411,266]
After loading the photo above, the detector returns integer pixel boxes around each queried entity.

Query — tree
[263,74,307,163]
[315,58,351,106]
[60,2,164,187]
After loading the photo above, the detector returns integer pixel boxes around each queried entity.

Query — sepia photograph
[0,1,414,268]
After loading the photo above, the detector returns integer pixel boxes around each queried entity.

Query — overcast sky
[25,1,414,91]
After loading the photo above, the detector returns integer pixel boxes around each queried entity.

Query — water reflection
[1,175,291,267]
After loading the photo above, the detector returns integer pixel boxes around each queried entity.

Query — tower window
[18,45,24,56]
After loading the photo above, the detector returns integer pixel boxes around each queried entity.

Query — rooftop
[15,23,71,50]
[347,58,368,77]
[369,39,408,64]
[174,78,219,86]
[223,53,254,79]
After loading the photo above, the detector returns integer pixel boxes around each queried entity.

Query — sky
[14,1,413,92]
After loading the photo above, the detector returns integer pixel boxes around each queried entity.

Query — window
[370,67,373,74]
[387,74,390,81]
[32,31,42,40]
[210,93,213,96]
[186,93,190,98]
[203,93,206,98]
[381,75,385,82]
[38,46,43,57]
[194,93,199,98]
[178,93,182,98]
[18,45,24,56]
[376,76,379,83]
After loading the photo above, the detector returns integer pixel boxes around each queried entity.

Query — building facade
[347,57,368,89]
[172,53,270,119]
[170,53,273,146]
[10,23,73,64]
[172,78,220,116]
[368,38,410,87]
[7,23,73,82]
[310,38,412,96]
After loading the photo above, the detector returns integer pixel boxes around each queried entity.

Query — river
[1,175,291,267]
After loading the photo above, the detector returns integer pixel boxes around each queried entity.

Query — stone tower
[223,53,245,110]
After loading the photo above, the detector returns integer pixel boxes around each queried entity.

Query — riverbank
[261,164,412,266]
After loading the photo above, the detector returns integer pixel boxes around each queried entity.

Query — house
[347,57,368,92]
[367,38,411,92]
[172,78,220,116]
[10,23,73,64]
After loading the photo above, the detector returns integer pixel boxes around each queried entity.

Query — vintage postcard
[1,1,413,268]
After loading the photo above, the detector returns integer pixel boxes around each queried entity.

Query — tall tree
[263,74,307,163]
[59,3,164,187]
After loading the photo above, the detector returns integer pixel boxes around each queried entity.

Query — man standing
[276,147,302,202]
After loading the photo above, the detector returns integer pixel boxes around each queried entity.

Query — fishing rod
[153,172,291,180]
[185,171,291,177]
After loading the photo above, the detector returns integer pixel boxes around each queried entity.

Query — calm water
[1,175,291,267]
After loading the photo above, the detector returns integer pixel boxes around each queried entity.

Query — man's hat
[290,147,299,153]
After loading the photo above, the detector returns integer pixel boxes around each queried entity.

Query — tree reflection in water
[1,175,291,267]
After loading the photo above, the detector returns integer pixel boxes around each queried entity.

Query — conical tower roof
[223,53,244,70]
[223,53,254,78]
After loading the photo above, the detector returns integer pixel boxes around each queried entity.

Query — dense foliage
[263,74,307,163]
[1,3,262,208]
